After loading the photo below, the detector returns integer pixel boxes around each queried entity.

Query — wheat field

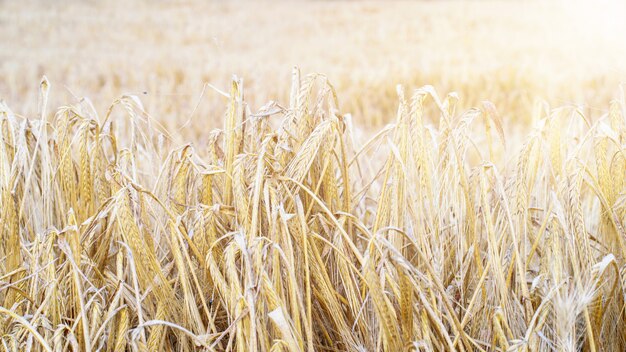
[2,1,626,351]
[3,0,626,134]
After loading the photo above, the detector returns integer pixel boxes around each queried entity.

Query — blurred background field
[1,0,626,139]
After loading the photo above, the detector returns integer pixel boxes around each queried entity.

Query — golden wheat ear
[4,73,626,351]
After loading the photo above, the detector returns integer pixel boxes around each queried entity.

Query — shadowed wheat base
[1,71,626,351]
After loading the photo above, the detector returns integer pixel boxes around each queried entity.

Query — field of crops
[2,1,626,351]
